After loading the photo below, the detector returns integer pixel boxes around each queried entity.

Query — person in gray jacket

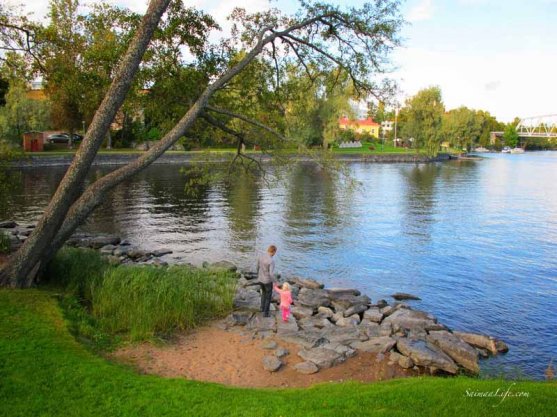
[256,245,277,317]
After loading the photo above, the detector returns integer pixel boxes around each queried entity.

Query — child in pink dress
[273,282,293,322]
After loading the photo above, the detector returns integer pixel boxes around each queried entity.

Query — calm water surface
[2,152,556,379]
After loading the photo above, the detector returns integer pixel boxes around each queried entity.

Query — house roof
[338,116,379,127]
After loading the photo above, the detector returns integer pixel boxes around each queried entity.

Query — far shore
[8,151,452,168]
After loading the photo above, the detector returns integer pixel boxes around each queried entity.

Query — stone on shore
[350,337,396,353]
[233,288,261,311]
[391,292,421,301]
[152,249,173,257]
[396,338,458,374]
[335,315,361,327]
[330,294,371,311]
[89,236,121,249]
[363,308,383,323]
[453,331,507,355]
[247,313,277,333]
[262,340,278,350]
[382,308,437,332]
[274,347,289,358]
[297,288,331,309]
[287,276,324,289]
[427,330,480,374]
[291,305,314,319]
[298,347,345,369]
[225,311,253,327]
[0,220,17,228]
[316,306,334,318]
[262,355,282,372]
[326,288,361,297]
[344,304,368,317]
[207,260,237,272]
[294,361,319,374]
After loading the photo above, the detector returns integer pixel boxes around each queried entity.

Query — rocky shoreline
[1,220,508,377]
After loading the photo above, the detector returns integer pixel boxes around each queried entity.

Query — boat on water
[502,146,511,153]
[510,147,525,154]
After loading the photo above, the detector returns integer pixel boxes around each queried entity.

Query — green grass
[44,248,236,342]
[0,289,554,417]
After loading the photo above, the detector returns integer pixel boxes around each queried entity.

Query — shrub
[0,230,10,254]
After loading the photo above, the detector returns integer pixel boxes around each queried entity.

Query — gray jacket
[256,253,275,284]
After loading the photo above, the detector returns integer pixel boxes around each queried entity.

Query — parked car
[46,133,83,144]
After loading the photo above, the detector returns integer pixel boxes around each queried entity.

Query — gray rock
[262,355,282,372]
[274,347,289,358]
[106,255,121,265]
[287,276,324,289]
[225,311,253,326]
[0,221,17,228]
[294,361,319,374]
[113,246,131,257]
[388,351,403,364]
[298,317,333,330]
[396,338,458,374]
[99,244,117,255]
[344,304,368,317]
[350,337,396,353]
[89,236,121,249]
[291,305,314,319]
[127,248,147,259]
[359,320,381,338]
[399,355,414,369]
[427,330,480,374]
[379,322,393,337]
[247,313,277,333]
[320,326,363,345]
[326,288,361,297]
[119,239,131,246]
[323,342,357,358]
[330,294,371,311]
[363,308,383,323]
[380,305,395,316]
[453,331,507,355]
[335,315,361,327]
[233,288,261,311]
[382,308,437,332]
[331,312,344,323]
[375,299,388,308]
[297,288,331,309]
[391,292,421,301]
[298,347,345,369]
[208,260,237,272]
[152,249,173,257]
[316,306,334,318]
[276,315,299,334]
[276,330,328,349]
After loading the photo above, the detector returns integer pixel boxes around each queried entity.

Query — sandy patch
[110,323,414,388]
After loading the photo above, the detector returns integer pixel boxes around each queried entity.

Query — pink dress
[273,285,293,321]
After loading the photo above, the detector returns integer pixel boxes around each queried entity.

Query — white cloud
[392,46,557,122]
[407,0,434,22]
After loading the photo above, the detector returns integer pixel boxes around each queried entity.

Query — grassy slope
[0,289,554,417]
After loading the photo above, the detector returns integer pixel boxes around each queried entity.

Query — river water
[2,152,556,379]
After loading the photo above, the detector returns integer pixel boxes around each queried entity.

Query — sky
[7,0,557,122]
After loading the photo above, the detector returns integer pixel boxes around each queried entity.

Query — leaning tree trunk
[0,0,171,288]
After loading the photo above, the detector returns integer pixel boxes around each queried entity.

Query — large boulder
[453,331,508,355]
[89,236,121,249]
[276,329,328,349]
[344,304,368,317]
[291,305,314,319]
[350,336,396,353]
[247,313,277,332]
[330,294,371,311]
[225,311,253,327]
[335,315,361,327]
[427,331,480,374]
[297,288,331,309]
[359,320,381,338]
[363,308,383,323]
[276,315,299,334]
[326,288,361,297]
[207,260,237,272]
[287,276,324,289]
[396,338,458,374]
[382,308,437,332]
[320,326,363,345]
[298,347,345,369]
[233,288,261,311]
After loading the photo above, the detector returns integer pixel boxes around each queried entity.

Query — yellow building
[338,116,380,138]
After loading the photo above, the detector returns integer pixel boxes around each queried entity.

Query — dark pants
[259,282,273,316]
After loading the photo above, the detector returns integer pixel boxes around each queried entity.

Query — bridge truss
[516,114,557,138]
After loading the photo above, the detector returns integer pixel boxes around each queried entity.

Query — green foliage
[399,86,445,157]
[442,107,503,150]
[45,248,236,342]
[0,81,51,144]
[503,124,519,148]
[1,289,556,417]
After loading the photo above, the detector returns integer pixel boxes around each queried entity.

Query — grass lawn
[0,289,554,417]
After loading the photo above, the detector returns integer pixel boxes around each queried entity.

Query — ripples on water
[2,152,556,379]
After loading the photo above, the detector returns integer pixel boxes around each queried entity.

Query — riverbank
[8,151,451,168]
[0,289,554,417]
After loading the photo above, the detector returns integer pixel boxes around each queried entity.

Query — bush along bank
[44,248,237,344]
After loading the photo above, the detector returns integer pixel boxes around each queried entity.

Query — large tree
[0,0,403,287]
[400,86,444,157]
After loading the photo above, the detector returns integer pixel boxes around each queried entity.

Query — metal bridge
[516,114,557,138]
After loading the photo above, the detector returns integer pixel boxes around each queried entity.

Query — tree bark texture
[0,0,171,288]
